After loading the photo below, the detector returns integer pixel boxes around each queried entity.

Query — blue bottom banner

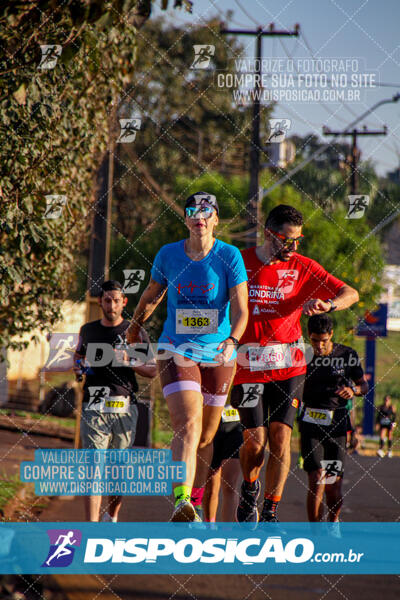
[0,522,398,574]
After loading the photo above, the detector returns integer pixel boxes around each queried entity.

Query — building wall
[0,348,7,404]
[7,301,86,381]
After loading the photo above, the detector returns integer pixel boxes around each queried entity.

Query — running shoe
[101,511,117,522]
[388,450,393,458]
[259,506,279,523]
[194,506,204,521]
[236,480,260,523]
[170,500,197,522]
[327,520,342,539]
[377,448,385,458]
[259,502,287,534]
[189,506,206,529]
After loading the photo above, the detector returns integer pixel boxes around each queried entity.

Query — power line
[299,29,400,153]
[261,94,400,198]
[299,29,400,160]
[233,0,262,27]
[323,125,388,195]
[278,31,400,168]
[287,33,354,125]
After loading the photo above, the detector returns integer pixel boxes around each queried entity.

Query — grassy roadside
[353,331,400,404]
[0,471,52,521]
[0,472,24,515]
[0,409,75,429]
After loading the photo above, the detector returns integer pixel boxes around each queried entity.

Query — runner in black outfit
[300,314,368,524]
[74,280,156,522]
[376,395,396,458]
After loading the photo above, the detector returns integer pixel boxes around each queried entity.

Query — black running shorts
[300,422,346,475]
[210,421,243,470]
[230,374,305,429]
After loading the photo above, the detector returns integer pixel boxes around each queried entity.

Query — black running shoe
[259,502,287,534]
[259,506,279,522]
[236,480,261,523]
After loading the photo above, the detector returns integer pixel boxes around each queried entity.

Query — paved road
[1,429,399,599]
[0,428,71,477]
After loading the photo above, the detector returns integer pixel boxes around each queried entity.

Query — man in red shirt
[231,204,359,523]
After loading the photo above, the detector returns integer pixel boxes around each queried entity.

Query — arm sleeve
[150,247,168,286]
[303,259,346,301]
[227,247,248,288]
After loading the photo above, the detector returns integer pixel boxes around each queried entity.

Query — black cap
[184,191,219,215]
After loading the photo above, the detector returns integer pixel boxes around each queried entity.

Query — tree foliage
[1,4,388,354]
[111,17,271,238]
[0,1,159,349]
[104,17,274,318]
[288,134,379,210]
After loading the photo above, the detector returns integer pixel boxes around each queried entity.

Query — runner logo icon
[123,269,146,293]
[190,45,215,69]
[87,386,110,410]
[38,45,62,69]
[43,195,67,219]
[267,119,291,143]
[240,383,264,407]
[276,270,298,294]
[117,119,142,143]
[42,529,81,567]
[346,195,370,219]
[318,460,343,485]
[43,333,79,371]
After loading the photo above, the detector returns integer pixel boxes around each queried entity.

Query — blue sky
[153,0,400,176]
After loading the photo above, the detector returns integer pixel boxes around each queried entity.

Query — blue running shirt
[151,239,247,362]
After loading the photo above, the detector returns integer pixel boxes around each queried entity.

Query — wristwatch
[326,298,337,313]
[227,336,240,347]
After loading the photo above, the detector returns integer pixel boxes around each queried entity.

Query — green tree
[105,17,274,315]
[288,134,379,210]
[111,17,271,238]
[0,0,187,350]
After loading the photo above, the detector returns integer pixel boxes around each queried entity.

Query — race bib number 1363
[176,309,218,334]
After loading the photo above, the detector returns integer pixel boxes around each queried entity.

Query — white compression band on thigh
[203,393,227,407]
[162,380,201,398]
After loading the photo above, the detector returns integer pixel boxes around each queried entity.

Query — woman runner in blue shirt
[127,192,248,522]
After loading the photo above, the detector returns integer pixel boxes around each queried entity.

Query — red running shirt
[234,248,345,384]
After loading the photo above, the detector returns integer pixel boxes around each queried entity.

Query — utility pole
[86,102,117,322]
[323,125,387,194]
[324,123,388,438]
[220,23,299,247]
